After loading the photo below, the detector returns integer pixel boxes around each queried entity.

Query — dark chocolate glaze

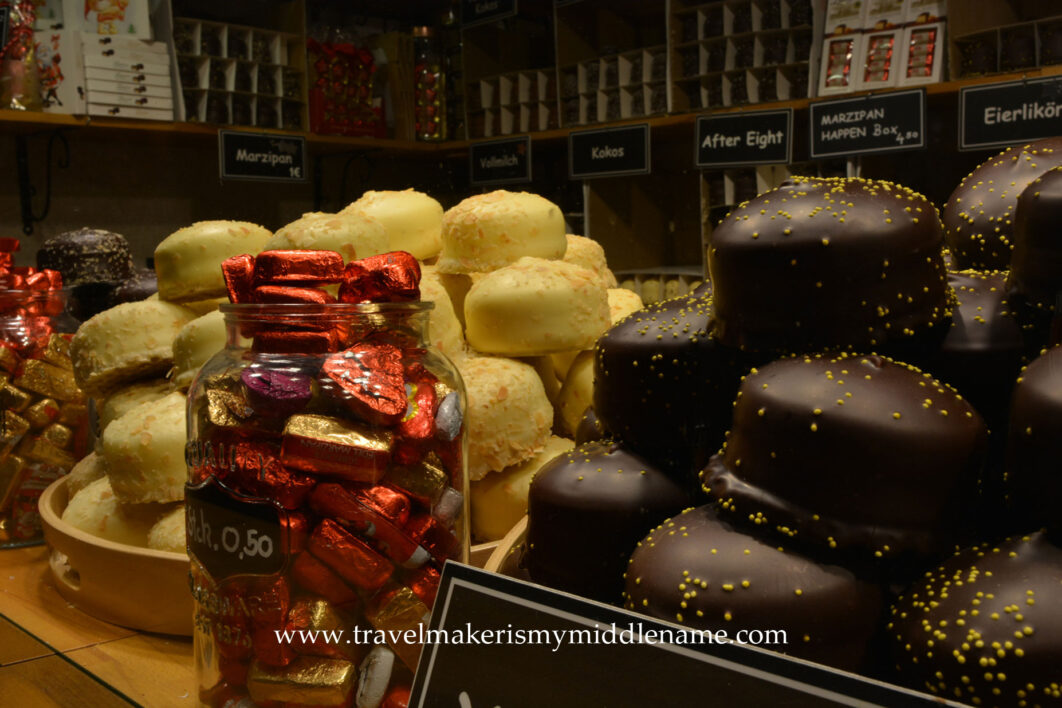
[109,268,159,306]
[625,505,884,672]
[573,406,608,445]
[1006,346,1062,536]
[943,137,1062,270]
[36,227,134,287]
[889,531,1062,706]
[1008,166,1062,311]
[708,177,951,353]
[526,440,691,605]
[593,293,754,487]
[68,283,119,322]
[701,353,987,568]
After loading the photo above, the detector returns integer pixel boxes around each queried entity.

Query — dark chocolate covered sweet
[1008,166,1062,311]
[526,440,690,605]
[943,137,1062,270]
[37,227,134,287]
[889,531,1062,706]
[625,505,884,672]
[708,177,950,353]
[573,406,608,445]
[1006,346,1062,534]
[593,293,751,485]
[701,353,987,568]
[109,268,158,307]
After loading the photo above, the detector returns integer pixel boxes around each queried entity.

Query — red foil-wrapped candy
[338,252,421,304]
[319,343,406,425]
[291,552,360,609]
[253,285,336,305]
[254,250,344,285]
[222,254,257,304]
[309,519,394,591]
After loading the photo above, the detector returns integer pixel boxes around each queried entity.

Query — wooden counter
[0,545,195,707]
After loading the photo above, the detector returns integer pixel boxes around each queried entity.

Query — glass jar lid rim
[219,301,435,314]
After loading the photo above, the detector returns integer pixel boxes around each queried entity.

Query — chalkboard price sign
[461,0,517,28]
[960,76,1062,150]
[218,130,307,183]
[469,136,531,185]
[410,563,953,708]
[569,124,650,179]
[810,89,926,159]
[696,109,793,167]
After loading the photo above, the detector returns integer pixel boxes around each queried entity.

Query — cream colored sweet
[266,211,388,263]
[180,297,227,316]
[66,452,107,498]
[97,379,173,435]
[343,189,443,260]
[563,234,617,287]
[459,356,553,480]
[419,266,466,362]
[61,476,159,547]
[155,221,272,302]
[607,287,644,324]
[172,310,227,389]
[437,191,566,273]
[464,257,611,356]
[102,391,188,504]
[147,505,186,553]
[557,350,595,437]
[437,272,474,330]
[471,436,574,541]
[71,301,196,398]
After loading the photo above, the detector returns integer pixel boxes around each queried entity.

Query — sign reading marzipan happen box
[960,76,1062,151]
[810,89,926,159]
[218,130,307,183]
[410,563,959,708]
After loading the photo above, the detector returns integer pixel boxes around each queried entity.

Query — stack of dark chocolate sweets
[513,138,1062,705]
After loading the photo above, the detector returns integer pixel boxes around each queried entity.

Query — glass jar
[186,302,468,707]
[0,289,89,548]
[413,26,446,141]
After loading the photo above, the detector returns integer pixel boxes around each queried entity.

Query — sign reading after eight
[569,123,650,179]
[218,129,307,183]
[469,136,531,186]
[696,109,793,167]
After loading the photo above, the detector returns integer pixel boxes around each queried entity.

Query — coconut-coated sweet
[702,353,988,567]
[437,191,566,274]
[526,440,691,604]
[556,350,594,437]
[61,476,159,547]
[470,435,574,542]
[266,211,389,263]
[102,391,188,504]
[625,505,884,672]
[419,265,466,362]
[65,452,107,498]
[70,300,196,397]
[943,137,1062,270]
[1008,166,1062,310]
[562,234,618,288]
[458,356,553,481]
[96,379,173,435]
[154,220,273,302]
[171,310,227,390]
[464,257,610,356]
[889,531,1062,707]
[709,176,950,353]
[343,189,443,260]
[147,505,187,553]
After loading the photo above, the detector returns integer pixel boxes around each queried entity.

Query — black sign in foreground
[469,136,531,185]
[960,76,1062,151]
[696,109,793,167]
[410,563,956,708]
[810,89,925,159]
[218,130,307,182]
[569,124,650,179]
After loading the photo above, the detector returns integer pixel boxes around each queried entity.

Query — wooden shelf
[4,66,1060,159]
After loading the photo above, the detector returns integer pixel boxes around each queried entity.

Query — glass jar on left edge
[0,287,89,548]
[185,301,468,708]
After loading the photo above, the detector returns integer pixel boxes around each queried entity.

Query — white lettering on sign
[819,108,886,124]
[701,133,741,149]
[821,126,868,141]
[591,145,625,159]
[984,101,1062,124]
[475,1,499,13]
[235,148,294,167]
[480,154,518,168]
[746,129,783,148]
